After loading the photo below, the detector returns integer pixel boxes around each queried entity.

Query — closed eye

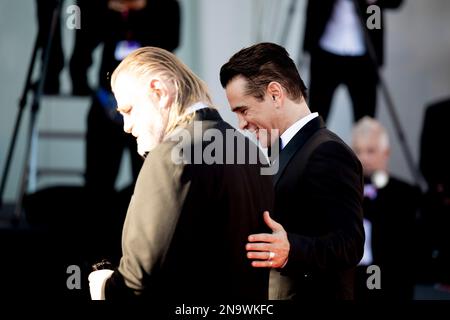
[233,106,248,115]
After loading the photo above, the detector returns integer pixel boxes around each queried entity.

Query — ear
[149,78,172,110]
[266,81,284,104]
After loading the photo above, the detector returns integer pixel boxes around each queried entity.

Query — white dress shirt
[319,0,366,56]
[184,101,209,115]
[358,218,373,266]
[280,113,319,150]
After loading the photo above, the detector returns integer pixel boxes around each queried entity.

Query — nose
[237,114,248,130]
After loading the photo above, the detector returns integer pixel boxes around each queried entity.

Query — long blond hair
[111,47,213,135]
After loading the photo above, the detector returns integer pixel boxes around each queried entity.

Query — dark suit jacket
[105,108,273,301]
[271,116,365,300]
[358,176,420,300]
[419,98,450,283]
[420,98,450,190]
[99,0,180,88]
[303,0,403,66]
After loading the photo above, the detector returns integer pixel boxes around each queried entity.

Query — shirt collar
[280,112,319,150]
[184,101,209,115]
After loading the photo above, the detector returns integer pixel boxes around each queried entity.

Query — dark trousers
[354,265,415,301]
[69,0,108,94]
[308,48,379,122]
[85,96,143,194]
[36,0,64,93]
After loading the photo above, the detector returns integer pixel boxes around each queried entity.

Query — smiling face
[113,73,166,157]
[225,76,280,148]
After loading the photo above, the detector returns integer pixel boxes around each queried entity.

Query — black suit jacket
[271,117,364,300]
[105,108,274,301]
[303,0,403,66]
[99,0,180,88]
[420,98,450,190]
[360,176,420,300]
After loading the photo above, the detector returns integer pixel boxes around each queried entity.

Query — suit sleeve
[283,141,365,273]
[105,145,190,299]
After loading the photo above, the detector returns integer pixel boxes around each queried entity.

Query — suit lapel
[273,116,325,186]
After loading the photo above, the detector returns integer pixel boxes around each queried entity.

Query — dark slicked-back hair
[220,42,307,102]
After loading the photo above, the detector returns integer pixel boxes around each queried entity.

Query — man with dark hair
[220,42,365,300]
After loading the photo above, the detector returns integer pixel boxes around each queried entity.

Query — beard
[136,129,165,157]
[137,136,155,157]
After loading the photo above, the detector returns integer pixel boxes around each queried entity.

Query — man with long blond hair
[88,47,273,301]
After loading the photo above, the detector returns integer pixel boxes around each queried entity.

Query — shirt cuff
[88,269,114,300]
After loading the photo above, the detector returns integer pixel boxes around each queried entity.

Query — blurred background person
[80,0,180,193]
[70,0,180,96]
[352,116,421,300]
[419,97,450,291]
[303,0,403,123]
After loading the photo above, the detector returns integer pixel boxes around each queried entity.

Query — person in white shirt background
[303,0,403,122]
[351,116,421,300]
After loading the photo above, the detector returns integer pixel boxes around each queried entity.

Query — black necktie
[278,137,283,154]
